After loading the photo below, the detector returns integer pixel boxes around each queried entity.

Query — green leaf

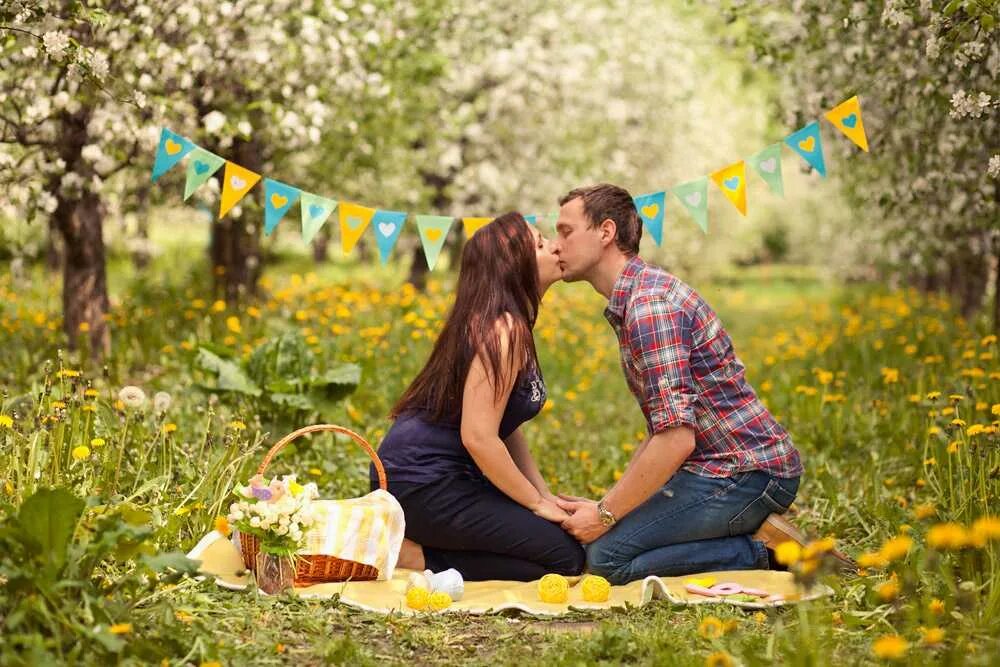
[15,487,85,576]
[310,364,361,402]
[139,551,201,575]
[195,348,262,396]
[269,393,315,410]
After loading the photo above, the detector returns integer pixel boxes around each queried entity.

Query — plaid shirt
[605,256,802,479]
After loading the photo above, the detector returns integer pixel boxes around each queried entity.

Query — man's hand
[556,497,608,544]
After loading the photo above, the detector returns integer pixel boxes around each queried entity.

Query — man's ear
[599,218,618,248]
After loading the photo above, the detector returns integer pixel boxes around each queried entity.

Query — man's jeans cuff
[751,538,769,569]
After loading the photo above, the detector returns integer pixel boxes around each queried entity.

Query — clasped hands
[530,492,609,544]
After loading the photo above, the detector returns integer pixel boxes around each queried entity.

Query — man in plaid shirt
[553,184,852,583]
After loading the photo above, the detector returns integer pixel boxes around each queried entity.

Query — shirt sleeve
[624,296,698,433]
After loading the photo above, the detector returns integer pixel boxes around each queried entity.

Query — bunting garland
[149,95,870,269]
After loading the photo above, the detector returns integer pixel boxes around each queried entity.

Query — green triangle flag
[415,215,454,270]
[299,192,338,244]
[747,143,785,197]
[672,177,709,234]
[183,147,225,200]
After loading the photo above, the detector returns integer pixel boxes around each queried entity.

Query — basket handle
[256,424,387,491]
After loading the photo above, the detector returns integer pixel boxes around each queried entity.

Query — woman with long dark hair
[370,212,585,581]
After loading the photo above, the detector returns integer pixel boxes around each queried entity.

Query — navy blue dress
[369,364,586,581]
[371,366,548,485]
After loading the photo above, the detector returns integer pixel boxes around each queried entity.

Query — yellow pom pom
[428,591,452,611]
[406,586,430,610]
[538,573,569,603]
[581,575,611,602]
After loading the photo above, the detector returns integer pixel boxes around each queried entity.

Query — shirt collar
[604,255,646,324]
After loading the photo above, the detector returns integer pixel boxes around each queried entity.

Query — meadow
[1,235,998,666]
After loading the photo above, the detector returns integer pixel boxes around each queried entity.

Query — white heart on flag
[230,175,246,190]
[378,222,397,237]
[684,192,702,207]
[759,158,777,174]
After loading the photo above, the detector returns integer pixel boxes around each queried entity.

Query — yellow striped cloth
[300,489,405,580]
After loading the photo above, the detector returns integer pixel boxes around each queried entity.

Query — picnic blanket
[187,530,833,616]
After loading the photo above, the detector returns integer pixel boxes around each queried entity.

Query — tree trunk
[131,183,152,270]
[210,137,263,303]
[55,191,111,358]
[993,237,1000,335]
[46,216,63,272]
[312,230,329,263]
[406,240,429,289]
[958,242,989,321]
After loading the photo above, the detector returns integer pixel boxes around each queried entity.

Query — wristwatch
[597,500,617,527]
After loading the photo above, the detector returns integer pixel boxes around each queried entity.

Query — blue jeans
[586,470,800,584]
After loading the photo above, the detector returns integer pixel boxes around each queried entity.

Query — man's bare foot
[397,538,426,570]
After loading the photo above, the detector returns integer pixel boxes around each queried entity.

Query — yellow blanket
[187,531,832,615]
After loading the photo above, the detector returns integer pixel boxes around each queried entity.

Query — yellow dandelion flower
[920,627,945,646]
[705,651,734,667]
[78,322,90,333]
[949,419,966,428]
[51,401,66,410]
[109,623,132,635]
[162,423,177,434]
[946,441,959,454]
[228,420,246,431]
[211,300,226,313]
[926,523,968,550]
[427,591,452,611]
[878,535,912,562]
[91,437,106,447]
[926,391,941,400]
[774,540,802,566]
[697,615,726,639]
[928,598,945,615]
[214,516,231,537]
[914,504,936,520]
[857,551,887,569]
[84,388,99,398]
[876,579,900,601]
[948,394,964,403]
[71,445,91,461]
[970,516,1000,544]
[871,634,908,660]
[226,316,242,334]
[0,415,12,429]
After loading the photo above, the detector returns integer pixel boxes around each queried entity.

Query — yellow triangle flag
[709,161,748,216]
[338,202,376,254]
[823,96,869,152]
[218,162,261,219]
[462,217,491,237]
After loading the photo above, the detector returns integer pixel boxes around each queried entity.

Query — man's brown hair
[558,183,641,256]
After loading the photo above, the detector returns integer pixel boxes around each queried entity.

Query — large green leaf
[195,348,262,396]
[15,487,85,576]
[310,363,361,402]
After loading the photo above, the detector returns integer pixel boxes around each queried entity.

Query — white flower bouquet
[227,474,320,556]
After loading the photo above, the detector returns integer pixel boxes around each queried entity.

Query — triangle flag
[524,214,537,225]
[462,217,491,238]
[710,160,748,216]
[299,193,338,244]
[151,128,195,182]
[262,179,301,236]
[372,210,408,264]
[784,121,827,177]
[218,162,261,219]
[415,215,454,270]
[747,143,785,197]
[672,178,709,234]
[633,191,666,246]
[183,147,225,200]
[823,96,869,152]
[338,202,376,254]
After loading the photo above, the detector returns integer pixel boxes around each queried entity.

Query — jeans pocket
[727,478,797,537]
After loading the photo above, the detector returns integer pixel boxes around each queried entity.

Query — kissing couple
[370,183,852,584]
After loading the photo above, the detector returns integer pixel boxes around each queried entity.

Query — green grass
[1,240,998,665]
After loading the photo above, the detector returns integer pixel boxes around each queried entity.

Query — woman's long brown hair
[390,212,541,423]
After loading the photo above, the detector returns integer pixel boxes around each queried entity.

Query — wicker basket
[238,424,388,586]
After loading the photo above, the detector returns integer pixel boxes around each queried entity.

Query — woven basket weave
[239,424,387,585]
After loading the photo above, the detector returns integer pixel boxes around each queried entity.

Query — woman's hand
[531,496,572,523]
